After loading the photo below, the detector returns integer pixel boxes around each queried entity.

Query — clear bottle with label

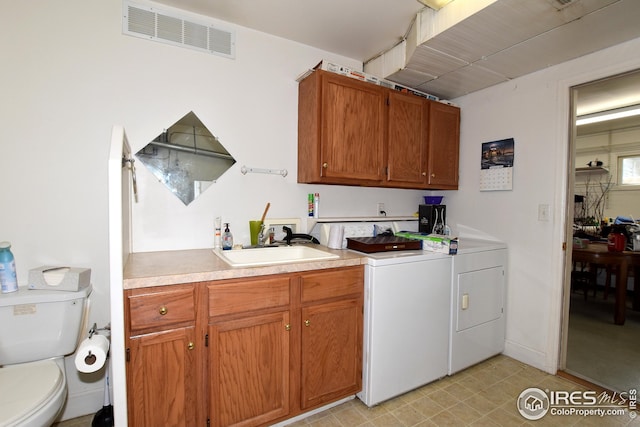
[0,241,18,293]
[214,216,222,249]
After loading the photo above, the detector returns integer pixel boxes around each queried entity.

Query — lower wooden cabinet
[299,266,363,410]
[125,265,364,427]
[127,327,200,427]
[124,283,203,427]
[209,311,291,427]
[300,298,362,409]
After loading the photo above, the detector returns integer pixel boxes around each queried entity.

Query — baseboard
[503,340,552,374]
[58,386,105,421]
[271,396,355,427]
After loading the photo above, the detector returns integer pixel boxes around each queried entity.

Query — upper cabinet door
[386,91,429,188]
[427,101,460,189]
[320,73,386,182]
[298,70,386,185]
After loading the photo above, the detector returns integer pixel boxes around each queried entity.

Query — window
[619,155,640,185]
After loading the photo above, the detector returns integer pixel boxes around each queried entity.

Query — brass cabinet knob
[304,320,311,327]
[159,306,168,315]
[431,173,436,178]
[322,162,328,169]
[285,324,291,331]
[187,342,194,350]
[422,172,426,176]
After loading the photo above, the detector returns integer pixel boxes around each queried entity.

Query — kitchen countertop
[123,246,367,289]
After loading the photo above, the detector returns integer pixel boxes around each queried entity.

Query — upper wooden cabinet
[386,90,429,188]
[427,101,460,189]
[298,70,386,185]
[298,69,460,190]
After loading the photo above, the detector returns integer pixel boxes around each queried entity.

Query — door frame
[557,62,640,373]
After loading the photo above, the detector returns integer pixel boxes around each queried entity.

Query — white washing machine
[358,250,451,407]
[313,219,451,406]
[449,239,508,375]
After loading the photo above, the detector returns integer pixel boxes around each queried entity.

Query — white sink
[214,245,339,267]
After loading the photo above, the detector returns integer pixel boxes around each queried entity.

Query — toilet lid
[0,360,64,426]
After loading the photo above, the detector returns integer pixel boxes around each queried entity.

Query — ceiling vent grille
[123,1,235,59]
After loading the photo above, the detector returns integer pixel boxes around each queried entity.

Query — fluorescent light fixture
[576,105,640,126]
[417,0,455,10]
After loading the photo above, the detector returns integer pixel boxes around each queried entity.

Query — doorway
[562,69,640,392]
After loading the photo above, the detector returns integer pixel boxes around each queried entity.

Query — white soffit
[416,64,509,98]
[389,68,436,88]
[370,0,640,100]
[407,45,468,77]
[481,0,640,78]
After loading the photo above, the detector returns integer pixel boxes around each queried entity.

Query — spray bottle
[0,241,18,293]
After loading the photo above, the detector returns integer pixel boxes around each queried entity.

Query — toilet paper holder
[76,323,111,373]
[88,322,111,339]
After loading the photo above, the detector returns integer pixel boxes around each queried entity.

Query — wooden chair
[572,261,597,299]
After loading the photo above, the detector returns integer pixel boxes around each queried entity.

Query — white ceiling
[150,0,640,121]
[150,0,425,61]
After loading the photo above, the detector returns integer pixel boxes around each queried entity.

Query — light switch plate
[538,204,550,221]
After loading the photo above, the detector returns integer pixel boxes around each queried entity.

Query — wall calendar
[480,138,515,191]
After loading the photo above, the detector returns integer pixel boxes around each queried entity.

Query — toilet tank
[0,284,92,365]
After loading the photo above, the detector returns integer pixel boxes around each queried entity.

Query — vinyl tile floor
[54,354,640,427]
[566,290,640,393]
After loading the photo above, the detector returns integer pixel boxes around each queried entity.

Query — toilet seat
[0,359,66,427]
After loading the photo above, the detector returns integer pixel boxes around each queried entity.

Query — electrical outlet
[377,203,386,216]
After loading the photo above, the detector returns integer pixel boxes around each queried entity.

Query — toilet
[0,284,92,427]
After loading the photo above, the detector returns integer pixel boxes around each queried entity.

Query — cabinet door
[427,101,460,188]
[319,72,386,183]
[209,311,290,427]
[127,327,199,427]
[386,91,429,188]
[300,298,362,410]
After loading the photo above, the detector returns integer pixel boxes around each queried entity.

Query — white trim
[58,387,104,421]
[554,52,640,374]
[270,396,355,427]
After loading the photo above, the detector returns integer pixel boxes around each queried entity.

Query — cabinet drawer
[300,266,363,304]
[128,285,196,333]
[208,276,290,317]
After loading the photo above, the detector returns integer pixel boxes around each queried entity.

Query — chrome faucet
[257,224,273,246]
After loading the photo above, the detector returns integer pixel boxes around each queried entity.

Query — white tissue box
[28,266,91,291]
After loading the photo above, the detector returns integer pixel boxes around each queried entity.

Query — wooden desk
[572,242,640,325]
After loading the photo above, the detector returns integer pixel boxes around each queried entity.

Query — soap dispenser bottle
[222,223,233,250]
